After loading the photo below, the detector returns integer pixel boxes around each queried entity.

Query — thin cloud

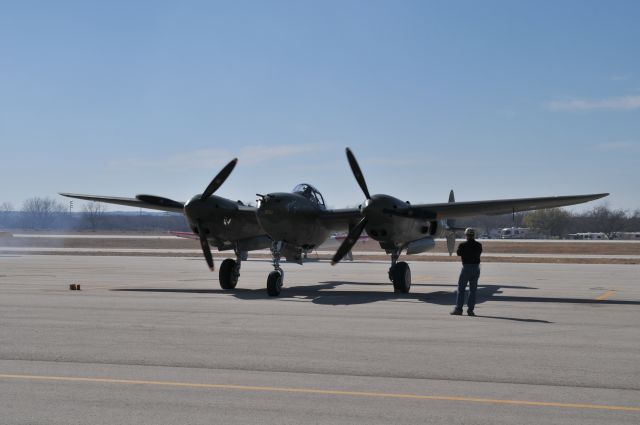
[110,144,322,169]
[545,95,640,111]
[239,144,321,165]
[609,75,629,81]
[364,158,431,166]
[111,148,229,169]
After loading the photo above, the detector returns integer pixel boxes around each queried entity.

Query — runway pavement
[1,254,639,424]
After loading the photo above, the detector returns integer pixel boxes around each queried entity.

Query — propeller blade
[446,231,456,256]
[201,158,238,200]
[346,148,371,200]
[446,189,457,255]
[197,222,214,271]
[446,189,456,230]
[331,217,367,265]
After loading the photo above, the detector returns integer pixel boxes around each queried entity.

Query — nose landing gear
[267,241,284,296]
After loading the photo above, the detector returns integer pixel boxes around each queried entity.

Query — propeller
[184,158,238,271]
[332,148,373,265]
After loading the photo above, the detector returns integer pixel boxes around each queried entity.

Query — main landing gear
[218,250,243,290]
[267,241,284,297]
[388,248,411,294]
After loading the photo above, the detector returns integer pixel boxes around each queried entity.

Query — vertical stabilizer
[446,190,456,256]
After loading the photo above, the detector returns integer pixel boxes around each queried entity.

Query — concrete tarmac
[1,254,639,424]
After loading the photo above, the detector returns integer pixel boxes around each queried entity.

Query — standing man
[451,227,482,316]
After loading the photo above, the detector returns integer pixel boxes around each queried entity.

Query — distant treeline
[1,197,638,237]
[456,205,640,237]
[0,197,189,232]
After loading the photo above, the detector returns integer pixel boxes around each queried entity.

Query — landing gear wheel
[392,262,411,294]
[219,258,238,290]
[266,270,283,297]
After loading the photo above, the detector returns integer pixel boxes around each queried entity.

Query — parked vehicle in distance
[567,232,609,240]
[499,227,539,239]
[608,232,640,240]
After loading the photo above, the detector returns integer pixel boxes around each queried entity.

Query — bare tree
[522,208,571,237]
[581,205,628,234]
[21,197,66,229]
[82,202,108,231]
[0,202,15,229]
[627,210,640,231]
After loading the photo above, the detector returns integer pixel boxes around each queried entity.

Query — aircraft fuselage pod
[255,183,351,296]
[256,192,331,248]
[360,194,444,252]
[184,194,267,251]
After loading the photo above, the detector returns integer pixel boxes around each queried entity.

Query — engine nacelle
[405,236,436,255]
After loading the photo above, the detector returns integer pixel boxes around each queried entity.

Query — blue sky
[1,1,638,212]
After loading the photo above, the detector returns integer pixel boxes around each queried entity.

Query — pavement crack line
[1,358,639,392]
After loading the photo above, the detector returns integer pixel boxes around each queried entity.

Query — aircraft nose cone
[184,195,205,218]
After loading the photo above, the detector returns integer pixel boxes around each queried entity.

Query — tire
[392,262,411,293]
[266,270,283,297]
[219,258,238,290]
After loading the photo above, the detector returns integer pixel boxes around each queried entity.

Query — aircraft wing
[59,193,184,214]
[397,193,609,220]
[319,208,362,231]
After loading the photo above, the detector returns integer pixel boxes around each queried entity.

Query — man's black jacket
[457,239,483,264]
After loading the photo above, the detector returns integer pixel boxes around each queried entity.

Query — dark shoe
[450,309,463,315]
[467,310,475,316]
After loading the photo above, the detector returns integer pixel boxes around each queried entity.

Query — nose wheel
[267,241,284,297]
[267,270,283,296]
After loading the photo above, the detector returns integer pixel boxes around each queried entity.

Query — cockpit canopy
[293,183,325,207]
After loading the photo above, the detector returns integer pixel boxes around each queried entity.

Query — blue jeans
[455,264,480,311]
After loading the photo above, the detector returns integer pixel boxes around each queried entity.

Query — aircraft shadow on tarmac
[113,281,518,306]
[112,279,639,324]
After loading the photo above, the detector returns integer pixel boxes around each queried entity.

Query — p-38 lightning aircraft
[62,149,608,297]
